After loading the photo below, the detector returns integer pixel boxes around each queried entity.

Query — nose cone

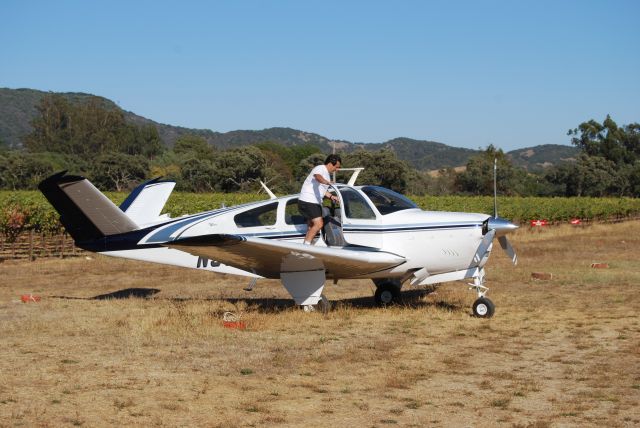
[488,217,519,237]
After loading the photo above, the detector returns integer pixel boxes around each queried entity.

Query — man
[298,154,341,245]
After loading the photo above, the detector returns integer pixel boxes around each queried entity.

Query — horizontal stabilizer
[38,171,138,242]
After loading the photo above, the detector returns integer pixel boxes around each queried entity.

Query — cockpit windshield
[360,186,418,215]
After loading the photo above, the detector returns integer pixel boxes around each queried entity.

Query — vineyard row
[1,191,639,238]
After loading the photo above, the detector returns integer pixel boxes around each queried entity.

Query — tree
[341,149,412,192]
[562,154,619,197]
[568,115,629,164]
[173,135,215,161]
[179,156,217,192]
[420,168,457,196]
[90,153,149,191]
[565,116,640,196]
[0,151,56,190]
[455,145,523,195]
[130,124,164,159]
[628,161,640,196]
[23,94,73,154]
[149,150,182,184]
[214,146,268,192]
[23,94,164,161]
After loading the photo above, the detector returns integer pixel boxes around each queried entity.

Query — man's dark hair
[325,154,342,166]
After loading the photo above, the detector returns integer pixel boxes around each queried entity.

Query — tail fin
[119,177,175,226]
[38,171,139,242]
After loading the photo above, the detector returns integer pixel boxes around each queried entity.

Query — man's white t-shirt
[299,164,330,205]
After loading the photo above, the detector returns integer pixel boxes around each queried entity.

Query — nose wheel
[472,297,495,318]
[469,268,495,318]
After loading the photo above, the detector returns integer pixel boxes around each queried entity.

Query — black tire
[472,297,495,318]
[374,282,402,307]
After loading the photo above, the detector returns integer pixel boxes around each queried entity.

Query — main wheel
[472,297,495,318]
[374,283,401,307]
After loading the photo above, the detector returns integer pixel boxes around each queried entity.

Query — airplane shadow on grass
[51,288,161,300]
[92,288,161,300]
[171,288,464,314]
[52,287,464,314]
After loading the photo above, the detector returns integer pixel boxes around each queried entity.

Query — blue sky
[2,0,639,151]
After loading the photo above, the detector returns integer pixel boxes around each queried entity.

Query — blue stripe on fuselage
[142,200,270,244]
[343,222,482,233]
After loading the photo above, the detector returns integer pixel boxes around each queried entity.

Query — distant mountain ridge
[0,87,577,171]
[508,144,579,172]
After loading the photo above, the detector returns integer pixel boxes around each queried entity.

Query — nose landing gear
[469,268,495,318]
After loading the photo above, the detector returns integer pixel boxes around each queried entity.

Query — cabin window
[340,188,376,219]
[234,202,278,228]
[361,186,418,215]
[285,199,307,225]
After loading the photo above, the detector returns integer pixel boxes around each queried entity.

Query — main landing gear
[469,268,495,318]
[372,279,402,307]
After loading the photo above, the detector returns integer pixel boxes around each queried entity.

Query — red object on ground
[570,218,582,225]
[530,219,548,227]
[591,263,609,269]
[20,294,41,303]
[223,321,246,329]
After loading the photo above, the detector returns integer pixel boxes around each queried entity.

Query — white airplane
[38,166,518,318]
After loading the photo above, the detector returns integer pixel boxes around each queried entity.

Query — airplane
[38,165,518,318]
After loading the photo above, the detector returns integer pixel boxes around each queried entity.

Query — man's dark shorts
[298,200,323,221]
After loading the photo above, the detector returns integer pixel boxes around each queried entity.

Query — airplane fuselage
[101,189,490,280]
[39,172,516,316]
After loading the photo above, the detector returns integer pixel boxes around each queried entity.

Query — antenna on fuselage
[493,158,498,218]
[259,180,277,200]
[336,168,365,186]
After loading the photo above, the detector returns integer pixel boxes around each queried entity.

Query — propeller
[487,158,518,265]
[473,229,496,267]
[498,236,518,265]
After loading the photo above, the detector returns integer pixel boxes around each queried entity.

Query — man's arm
[313,173,331,185]
[324,191,338,201]
[314,174,338,202]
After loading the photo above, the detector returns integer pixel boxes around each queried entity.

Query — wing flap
[165,234,405,278]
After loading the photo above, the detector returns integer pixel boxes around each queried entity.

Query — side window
[340,188,376,220]
[285,199,307,225]
[361,186,418,215]
[234,202,278,228]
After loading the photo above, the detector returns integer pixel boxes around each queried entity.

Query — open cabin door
[321,185,346,247]
[332,186,382,249]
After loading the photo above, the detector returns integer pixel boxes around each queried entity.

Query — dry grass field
[1,221,639,427]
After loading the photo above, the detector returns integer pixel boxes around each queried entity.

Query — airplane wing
[165,234,406,279]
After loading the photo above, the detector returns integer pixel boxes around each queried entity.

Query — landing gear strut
[469,268,495,318]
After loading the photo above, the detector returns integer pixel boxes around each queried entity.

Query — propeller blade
[498,236,518,265]
[473,229,495,266]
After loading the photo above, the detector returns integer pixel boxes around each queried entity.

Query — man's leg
[304,217,324,245]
